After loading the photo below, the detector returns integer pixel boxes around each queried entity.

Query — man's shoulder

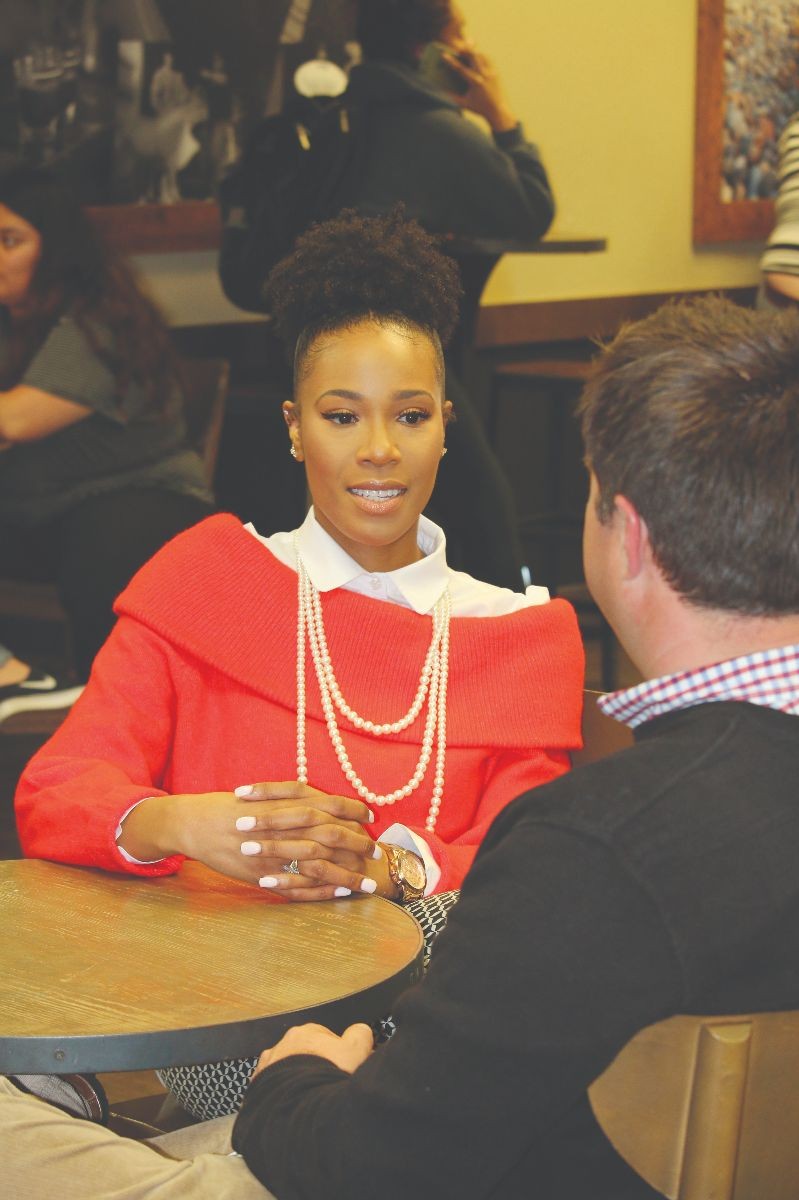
[498,700,799,849]
[479,702,799,978]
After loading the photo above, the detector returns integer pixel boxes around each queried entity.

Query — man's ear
[615,494,651,581]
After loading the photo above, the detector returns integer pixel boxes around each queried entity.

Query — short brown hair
[579,295,799,615]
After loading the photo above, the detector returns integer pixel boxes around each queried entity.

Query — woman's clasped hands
[233,781,390,900]
[119,782,398,900]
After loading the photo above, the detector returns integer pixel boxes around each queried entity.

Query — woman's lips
[347,485,407,515]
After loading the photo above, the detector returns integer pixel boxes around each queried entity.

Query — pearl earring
[290,445,298,459]
[441,446,448,457]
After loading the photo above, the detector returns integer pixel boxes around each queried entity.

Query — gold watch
[380,843,427,903]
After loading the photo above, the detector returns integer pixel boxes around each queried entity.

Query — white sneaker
[0,669,83,723]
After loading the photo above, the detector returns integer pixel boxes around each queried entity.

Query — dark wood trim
[88,203,221,254]
[474,286,758,349]
[165,287,760,360]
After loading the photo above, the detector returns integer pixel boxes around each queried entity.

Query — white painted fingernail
[235,816,256,831]
[259,876,279,888]
[235,785,254,797]
[367,810,376,823]
[334,887,352,897]
[372,844,382,859]
[240,841,261,856]
[360,878,377,894]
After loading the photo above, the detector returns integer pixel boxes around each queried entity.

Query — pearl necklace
[294,537,450,833]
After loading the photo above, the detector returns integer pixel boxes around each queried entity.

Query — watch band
[380,843,426,903]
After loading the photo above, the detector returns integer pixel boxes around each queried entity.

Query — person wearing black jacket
[344,1,554,242]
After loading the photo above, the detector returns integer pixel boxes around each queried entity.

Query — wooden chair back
[588,1010,799,1200]
[572,688,633,766]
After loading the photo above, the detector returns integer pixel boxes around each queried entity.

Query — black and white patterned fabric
[158,890,461,1121]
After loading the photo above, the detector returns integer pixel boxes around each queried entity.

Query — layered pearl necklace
[294,536,450,833]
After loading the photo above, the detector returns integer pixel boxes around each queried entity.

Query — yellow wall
[467,0,762,305]
[137,0,763,323]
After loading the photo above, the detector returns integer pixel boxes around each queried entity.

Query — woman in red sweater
[15,210,583,1115]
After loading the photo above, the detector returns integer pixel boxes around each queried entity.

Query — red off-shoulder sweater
[16,516,584,891]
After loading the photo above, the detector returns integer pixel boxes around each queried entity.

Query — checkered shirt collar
[598,644,799,730]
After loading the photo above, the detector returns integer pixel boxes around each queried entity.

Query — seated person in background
[0,167,214,681]
[5,296,799,1199]
[15,211,583,1115]
[759,109,799,305]
[0,642,82,722]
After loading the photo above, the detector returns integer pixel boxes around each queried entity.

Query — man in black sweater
[5,296,799,1198]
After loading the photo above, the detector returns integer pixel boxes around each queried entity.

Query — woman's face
[284,319,451,573]
[0,204,41,313]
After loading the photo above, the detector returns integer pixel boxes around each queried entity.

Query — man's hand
[253,1023,374,1078]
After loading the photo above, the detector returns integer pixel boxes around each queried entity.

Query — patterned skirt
[158,890,460,1121]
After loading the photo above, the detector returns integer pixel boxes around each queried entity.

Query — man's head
[579,296,799,620]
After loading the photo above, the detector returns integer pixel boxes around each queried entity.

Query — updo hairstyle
[264,208,462,383]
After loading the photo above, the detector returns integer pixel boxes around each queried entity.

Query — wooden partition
[475,285,758,352]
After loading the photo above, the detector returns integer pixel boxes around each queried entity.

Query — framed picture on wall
[0,0,357,252]
[694,0,799,244]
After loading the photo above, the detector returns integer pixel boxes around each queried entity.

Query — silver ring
[283,859,301,875]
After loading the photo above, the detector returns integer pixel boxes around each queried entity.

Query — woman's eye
[322,411,357,425]
[399,409,431,426]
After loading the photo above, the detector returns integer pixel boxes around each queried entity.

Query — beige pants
[0,1076,276,1199]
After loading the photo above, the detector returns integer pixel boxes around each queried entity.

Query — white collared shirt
[249,507,550,617]
[120,511,549,890]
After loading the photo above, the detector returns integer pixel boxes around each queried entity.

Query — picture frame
[693,0,799,244]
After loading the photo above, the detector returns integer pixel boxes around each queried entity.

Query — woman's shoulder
[447,588,584,749]
[111,515,301,685]
[115,514,294,620]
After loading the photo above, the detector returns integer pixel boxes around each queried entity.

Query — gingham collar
[598,644,799,730]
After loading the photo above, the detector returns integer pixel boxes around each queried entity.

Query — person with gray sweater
[0,167,213,680]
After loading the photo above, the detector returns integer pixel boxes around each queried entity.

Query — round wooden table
[0,859,424,1073]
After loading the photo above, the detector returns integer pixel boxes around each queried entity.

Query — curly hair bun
[264,208,462,358]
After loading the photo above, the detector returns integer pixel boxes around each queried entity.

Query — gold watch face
[400,851,426,892]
